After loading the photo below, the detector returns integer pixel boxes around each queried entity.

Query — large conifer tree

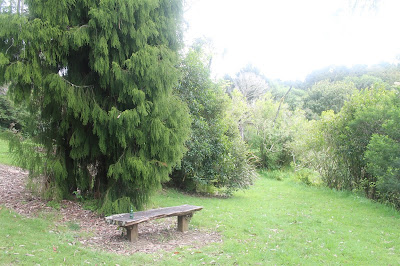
[0,0,190,214]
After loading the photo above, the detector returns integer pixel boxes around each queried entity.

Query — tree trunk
[272,86,292,128]
[239,122,244,139]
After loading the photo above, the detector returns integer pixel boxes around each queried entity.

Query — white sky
[184,0,400,81]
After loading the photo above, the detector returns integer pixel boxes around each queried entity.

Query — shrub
[245,94,299,170]
[364,128,400,208]
[294,168,322,186]
[170,48,256,195]
[294,86,400,208]
[0,93,30,131]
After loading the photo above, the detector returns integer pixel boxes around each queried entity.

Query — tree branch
[5,38,14,54]
[60,76,94,89]
[272,86,292,128]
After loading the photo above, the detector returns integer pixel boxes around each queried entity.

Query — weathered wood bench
[105,204,203,242]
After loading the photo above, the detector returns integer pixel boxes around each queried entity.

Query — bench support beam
[126,224,138,242]
[177,214,192,232]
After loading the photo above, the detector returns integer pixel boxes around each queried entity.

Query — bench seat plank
[105,204,203,227]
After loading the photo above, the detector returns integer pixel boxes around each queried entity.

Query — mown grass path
[1,169,400,265]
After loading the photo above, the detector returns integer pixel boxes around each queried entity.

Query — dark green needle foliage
[0,0,190,214]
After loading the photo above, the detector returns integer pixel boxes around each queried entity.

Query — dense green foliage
[270,82,305,111]
[244,94,295,169]
[363,91,400,207]
[293,85,400,207]
[171,47,255,194]
[226,62,400,209]
[227,74,305,170]
[302,80,356,119]
[344,74,385,90]
[365,134,400,207]
[0,92,29,130]
[0,0,190,214]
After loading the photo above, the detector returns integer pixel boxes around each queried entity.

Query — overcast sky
[184,0,400,81]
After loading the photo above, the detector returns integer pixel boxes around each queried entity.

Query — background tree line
[221,61,400,208]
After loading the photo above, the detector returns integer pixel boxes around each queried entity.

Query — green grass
[0,207,152,265]
[151,174,400,265]
[1,174,400,265]
[0,138,13,166]
[1,139,400,264]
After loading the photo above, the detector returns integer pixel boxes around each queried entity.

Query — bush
[170,48,255,195]
[245,94,299,170]
[0,93,30,131]
[364,128,400,208]
[260,170,285,181]
[293,86,400,208]
[294,168,322,186]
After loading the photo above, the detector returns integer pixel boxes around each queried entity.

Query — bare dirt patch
[0,164,221,254]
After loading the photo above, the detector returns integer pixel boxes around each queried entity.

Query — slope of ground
[1,155,400,264]
[0,164,221,255]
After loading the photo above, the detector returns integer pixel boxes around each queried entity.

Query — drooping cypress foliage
[0,0,190,214]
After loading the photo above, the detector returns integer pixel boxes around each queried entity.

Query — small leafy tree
[364,94,400,207]
[0,0,190,214]
[171,47,255,195]
[330,87,394,194]
[365,134,400,207]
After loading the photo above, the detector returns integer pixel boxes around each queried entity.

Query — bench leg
[126,224,138,242]
[177,214,192,232]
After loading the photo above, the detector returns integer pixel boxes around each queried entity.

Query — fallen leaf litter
[0,164,221,254]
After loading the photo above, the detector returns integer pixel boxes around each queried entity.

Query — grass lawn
[152,176,400,265]
[0,138,14,166]
[1,139,400,264]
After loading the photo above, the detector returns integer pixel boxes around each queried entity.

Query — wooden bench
[105,204,203,242]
